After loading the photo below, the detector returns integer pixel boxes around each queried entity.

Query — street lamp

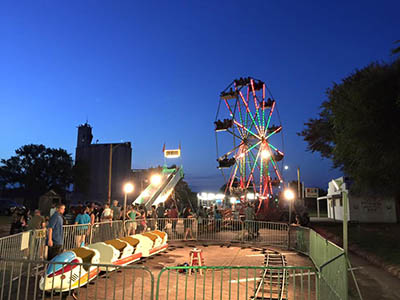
[123,183,134,224]
[150,174,162,186]
[284,188,295,224]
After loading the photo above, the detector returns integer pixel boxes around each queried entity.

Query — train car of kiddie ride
[40,230,167,292]
[132,230,168,257]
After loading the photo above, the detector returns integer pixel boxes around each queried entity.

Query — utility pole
[107,144,113,205]
[343,189,349,300]
[297,167,301,199]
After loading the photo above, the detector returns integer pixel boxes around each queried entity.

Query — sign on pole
[163,143,181,158]
[305,187,319,198]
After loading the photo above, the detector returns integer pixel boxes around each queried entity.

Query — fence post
[89,224,93,244]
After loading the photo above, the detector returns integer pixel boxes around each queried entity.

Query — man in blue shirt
[47,204,65,260]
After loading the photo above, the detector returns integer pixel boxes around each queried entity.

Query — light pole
[108,144,123,205]
[284,188,295,224]
[123,183,134,224]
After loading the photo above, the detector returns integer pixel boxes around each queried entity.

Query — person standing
[156,203,165,230]
[27,209,46,259]
[47,204,65,260]
[244,203,255,239]
[183,207,194,241]
[74,206,91,247]
[149,205,157,230]
[101,203,113,221]
[49,204,57,218]
[167,205,178,233]
[138,205,147,233]
[111,200,121,221]
[126,205,141,235]
[27,209,46,230]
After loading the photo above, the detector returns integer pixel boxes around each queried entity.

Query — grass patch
[311,223,400,266]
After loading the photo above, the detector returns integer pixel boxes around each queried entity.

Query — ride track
[252,250,288,300]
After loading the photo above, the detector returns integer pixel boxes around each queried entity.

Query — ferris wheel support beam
[223,99,245,138]
[228,163,239,191]
[250,79,263,132]
[246,146,261,189]
[226,129,244,141]
[233,120,260,140]
[265,100,276,131]
[266,126,283,140]
[236,98,246,136]
[238,90,261,135]
[269,156,282,181]
[268,143,284,156]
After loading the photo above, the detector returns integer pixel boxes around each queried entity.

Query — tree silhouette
[0,144,73,207]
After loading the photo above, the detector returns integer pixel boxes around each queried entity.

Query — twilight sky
[1,1,399,192]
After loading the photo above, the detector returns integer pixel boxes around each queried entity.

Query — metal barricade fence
[90,221,124,244]
[246,221,289,246]
[155,265,318,300]
[0,231,31,259]
[0,257,154,300]
[309,230,347,300]
[161,218,197,241]
[123,218,198,241]
[289,225,311,255]
[63,224,85,251]
[150,218,289,246]
[29,229,47,260]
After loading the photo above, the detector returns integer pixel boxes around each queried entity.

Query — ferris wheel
[215,77,284,205]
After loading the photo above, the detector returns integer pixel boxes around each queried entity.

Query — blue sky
[1,0,399,192]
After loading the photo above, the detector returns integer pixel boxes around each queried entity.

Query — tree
[72,160,90,196]
[392,40,400,55]
[175,180,197,211]
[299,59,400,197]
[0,144,73,207]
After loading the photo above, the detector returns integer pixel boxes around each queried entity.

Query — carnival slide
[134,166,184,210]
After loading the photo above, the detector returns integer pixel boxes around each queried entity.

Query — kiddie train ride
[40,230,168,292]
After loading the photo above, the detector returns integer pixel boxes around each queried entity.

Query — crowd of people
[9,199,262,260]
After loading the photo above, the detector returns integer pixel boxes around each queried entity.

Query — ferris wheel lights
[261,150,271,159]
[247,193,255,200]
[216,77,284,200]
[267,125,282,134]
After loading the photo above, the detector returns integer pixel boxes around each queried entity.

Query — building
[317,177,397,223]
[74,123,132,204]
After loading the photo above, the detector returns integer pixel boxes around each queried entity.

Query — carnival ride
[134,166,184,210]
[39,230,168,292]
[215,77,285,214]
